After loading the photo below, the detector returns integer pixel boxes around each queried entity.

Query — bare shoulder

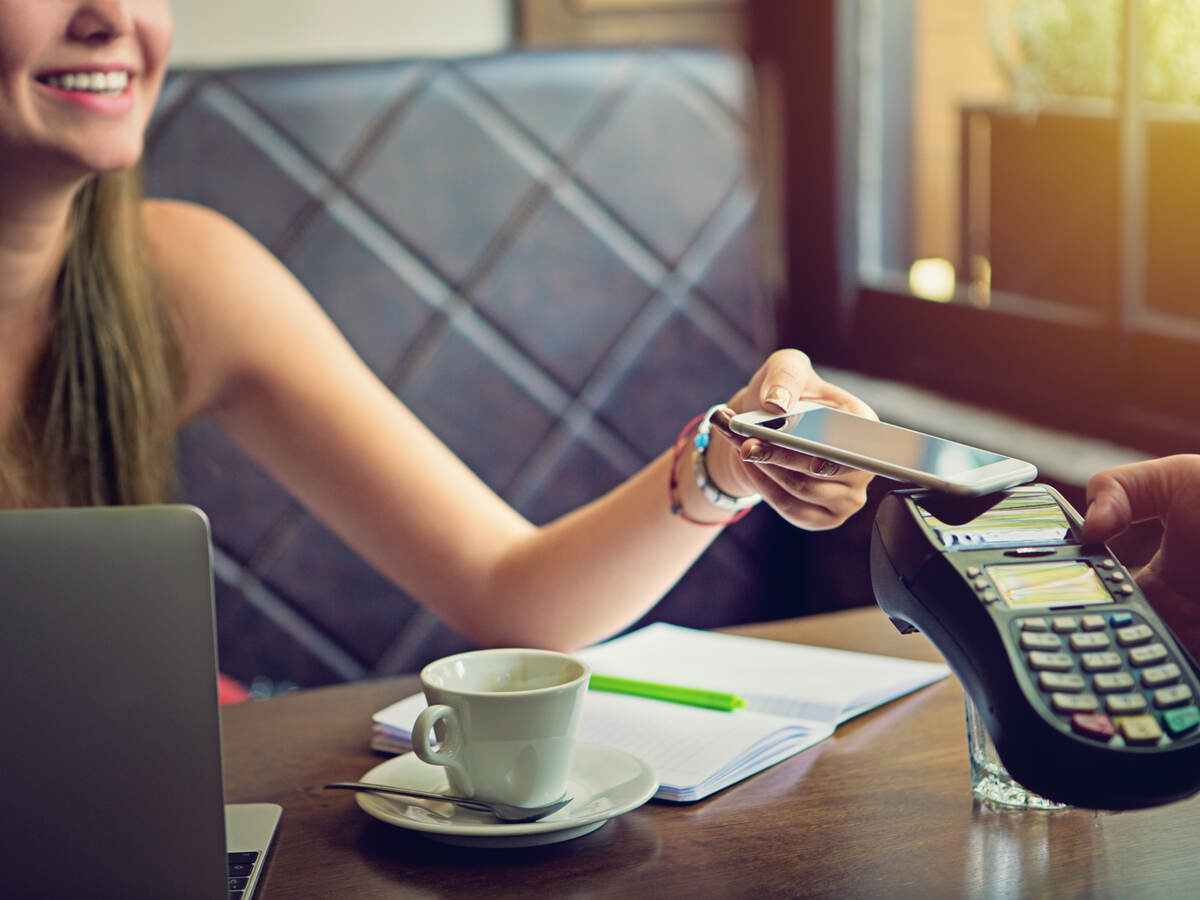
[139,199,310,417]
[141,198,270,285]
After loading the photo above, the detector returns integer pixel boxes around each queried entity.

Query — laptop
[0,505,280,899]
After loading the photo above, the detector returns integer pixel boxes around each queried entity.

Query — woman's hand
[703,349,876,530]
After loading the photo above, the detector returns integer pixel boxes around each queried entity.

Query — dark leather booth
[143,48,848,691]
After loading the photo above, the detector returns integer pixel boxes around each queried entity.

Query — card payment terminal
[870,484,1200,809]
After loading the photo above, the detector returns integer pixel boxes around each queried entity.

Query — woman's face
[0,0,172,182]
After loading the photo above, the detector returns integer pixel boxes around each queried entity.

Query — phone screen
[762,408,1009,476]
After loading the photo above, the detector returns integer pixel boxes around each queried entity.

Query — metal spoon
[323,781,573,823]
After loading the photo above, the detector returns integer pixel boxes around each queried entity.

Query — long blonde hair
[16,168,183,506]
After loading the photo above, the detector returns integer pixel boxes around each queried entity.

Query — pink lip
[35,69,136,116]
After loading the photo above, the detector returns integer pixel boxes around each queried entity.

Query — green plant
[984,0,1200,106]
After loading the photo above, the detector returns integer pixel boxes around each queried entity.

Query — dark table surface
[223,606,1200,899]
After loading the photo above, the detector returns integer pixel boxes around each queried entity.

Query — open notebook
[373,622,949,802]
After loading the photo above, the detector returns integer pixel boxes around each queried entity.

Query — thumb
[1082,473,1132,544]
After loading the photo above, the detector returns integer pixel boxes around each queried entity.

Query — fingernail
[743,442,771,463]
[764,386,791,412]
[812,458,840,476]
[709,407,738,440]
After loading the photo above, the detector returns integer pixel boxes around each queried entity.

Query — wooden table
[223,606,1200,898]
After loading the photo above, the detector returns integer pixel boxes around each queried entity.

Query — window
[754,0,1200,453]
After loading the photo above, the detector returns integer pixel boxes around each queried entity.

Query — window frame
[749,0,1200,455]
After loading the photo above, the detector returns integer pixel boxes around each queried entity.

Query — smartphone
[729,402,1037,496]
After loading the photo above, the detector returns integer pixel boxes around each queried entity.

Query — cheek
[138,0,174,76]
[0,7,38,79]
[135,0,174,116]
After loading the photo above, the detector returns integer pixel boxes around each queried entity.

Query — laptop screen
[0,506,230,898]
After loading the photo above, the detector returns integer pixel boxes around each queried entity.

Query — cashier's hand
[1083,455,1200,657]
[705,349,876,531]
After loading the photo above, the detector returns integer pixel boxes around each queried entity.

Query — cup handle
[412,704,473,796]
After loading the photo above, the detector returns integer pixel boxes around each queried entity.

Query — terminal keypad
[1016,610,1200,748]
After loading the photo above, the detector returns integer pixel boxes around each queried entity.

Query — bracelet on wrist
[668,405,762,526]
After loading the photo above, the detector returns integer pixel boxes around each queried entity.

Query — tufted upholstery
[143,48,826,690]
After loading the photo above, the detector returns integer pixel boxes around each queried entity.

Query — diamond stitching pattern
[143,48,777,686]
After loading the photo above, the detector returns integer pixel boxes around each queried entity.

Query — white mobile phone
[729,402,1038,496]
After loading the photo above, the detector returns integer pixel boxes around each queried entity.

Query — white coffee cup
[411,648,589,808]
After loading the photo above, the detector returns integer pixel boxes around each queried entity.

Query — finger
[741,460,869,523]
[750,475,850,530]
[737,436,881,485]
[1083,457,1185,543]
[756,349,815,413]
[1082,469,1135,543]
[707,405,745,448]
[739,438,842,477]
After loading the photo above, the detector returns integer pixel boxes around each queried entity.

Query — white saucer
[353,742,658,848]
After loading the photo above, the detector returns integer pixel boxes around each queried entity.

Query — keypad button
[1069,632,1111,652]
[1118,584,1135,596]
[1028,651,1074,671]
[1099,559,1117,569]
[1081,614,1108,631]
[1116,624,1154,647]
[1116,715,1164,745]
[1154,684,1194,709]
[1108,612,1135,628]
[1021,632,1063,651]
[1109,571,1126,583]
[981,590,1000,604]
[1128,643,1169,667]
[1052,693,1099,713]
[972,577,988,591]
[1018,617,1048,632]
[1093,671,1136,693]
[1105,693,1148,714]
[966,566,981,578]
[1080,651,1123,672]
[1163,706,1200,737]
[1141,663,1182,688]
[1052,616,1079,633]
[1038,671,1086,692]
[1071,712,1116,741]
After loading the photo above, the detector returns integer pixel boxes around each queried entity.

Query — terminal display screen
[920,491,1073,549]
[986,561,1113,610]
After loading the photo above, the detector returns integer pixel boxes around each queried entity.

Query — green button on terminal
[1163,705,1200,738]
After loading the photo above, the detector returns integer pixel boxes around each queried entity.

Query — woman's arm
[148,201,872,650]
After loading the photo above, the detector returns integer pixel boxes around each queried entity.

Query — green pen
[588,673,747,711]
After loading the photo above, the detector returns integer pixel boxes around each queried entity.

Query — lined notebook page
[371,623,949,802]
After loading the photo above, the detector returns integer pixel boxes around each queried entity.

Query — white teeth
[43,71,128,94]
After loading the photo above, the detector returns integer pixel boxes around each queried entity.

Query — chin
[52,140,146,179]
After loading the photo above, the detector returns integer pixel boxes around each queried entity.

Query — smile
[37,71,129,95]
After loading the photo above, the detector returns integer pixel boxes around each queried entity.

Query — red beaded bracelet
[668,410,757,527]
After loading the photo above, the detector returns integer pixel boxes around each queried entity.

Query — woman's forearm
[460,446,732,650]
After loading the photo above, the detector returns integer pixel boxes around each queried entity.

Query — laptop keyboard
[227,850,261,898]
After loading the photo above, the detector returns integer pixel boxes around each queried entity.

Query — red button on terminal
[1071,712,1117,741]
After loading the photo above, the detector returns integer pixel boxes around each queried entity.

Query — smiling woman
[0,0,170,176]
[0,0,875,667]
